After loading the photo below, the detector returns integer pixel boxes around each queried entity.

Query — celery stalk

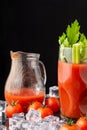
[76,44,80,63]
[72,44,76,63]
[72,44,80,63]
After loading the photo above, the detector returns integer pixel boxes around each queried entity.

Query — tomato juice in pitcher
[4,51,47,111]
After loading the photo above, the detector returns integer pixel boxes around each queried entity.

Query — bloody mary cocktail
[58,61,87,118]
[58,20,87,118]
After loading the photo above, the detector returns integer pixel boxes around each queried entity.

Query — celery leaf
[66,20,80,46]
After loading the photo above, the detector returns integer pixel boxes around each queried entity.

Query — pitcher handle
[39,61,47,85]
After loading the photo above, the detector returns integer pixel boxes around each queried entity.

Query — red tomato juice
[58,61,87,118]
[5,88,45,111]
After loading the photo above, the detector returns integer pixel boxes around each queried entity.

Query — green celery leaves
[66,20,80,46]
[58,20,81,47]
[58,19,87,63]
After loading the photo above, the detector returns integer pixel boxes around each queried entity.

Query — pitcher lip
[10,50,40,60]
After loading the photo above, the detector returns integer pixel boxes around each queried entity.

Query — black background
[0,0,87,100]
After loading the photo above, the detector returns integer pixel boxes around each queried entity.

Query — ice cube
[49,86,59,98]
[26,108,41,122]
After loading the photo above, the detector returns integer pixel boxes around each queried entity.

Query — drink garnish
[58,20,87,63]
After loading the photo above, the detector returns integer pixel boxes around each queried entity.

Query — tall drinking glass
[58,46,87,119]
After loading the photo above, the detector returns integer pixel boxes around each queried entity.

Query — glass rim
[59,46,87,64]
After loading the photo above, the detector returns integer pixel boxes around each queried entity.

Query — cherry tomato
[76,116,87,130]
[45,97,60,113]
[5,101,23,118]
[27,101,42,112]
[60,124,80,130]
[37,106,53,118]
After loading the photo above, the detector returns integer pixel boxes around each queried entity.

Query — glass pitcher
[4,51,47,111]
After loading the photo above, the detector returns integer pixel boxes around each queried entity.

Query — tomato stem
[85,113,87,120]
[10,100,19,106]
[64,117,76,125]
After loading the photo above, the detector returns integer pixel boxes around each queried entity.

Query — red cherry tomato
[37,106,53,118]
[76,116,87,130]
[45,97,60,113]
[60,124,80,130]
[5,101,23,118]
[27,101,42,112]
